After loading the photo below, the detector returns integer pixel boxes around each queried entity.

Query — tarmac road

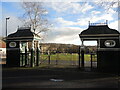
[2,68,119,89]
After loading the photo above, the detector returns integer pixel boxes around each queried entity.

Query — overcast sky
[1,0,119,45]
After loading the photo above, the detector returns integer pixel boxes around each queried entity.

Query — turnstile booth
[79,23,120,73]
[6,27,41,67]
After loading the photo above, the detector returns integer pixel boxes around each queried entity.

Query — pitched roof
[7,27,41,41]
[79,25,120,40]
[8,27,34,37]
[80,25,119,35]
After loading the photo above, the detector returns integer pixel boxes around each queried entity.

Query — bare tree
[79,1,118,12]
[21,2,50,33]
[95,1,119,12]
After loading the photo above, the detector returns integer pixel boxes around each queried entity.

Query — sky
[1,0,120,46]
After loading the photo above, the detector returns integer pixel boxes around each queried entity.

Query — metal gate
[40,51,79,67]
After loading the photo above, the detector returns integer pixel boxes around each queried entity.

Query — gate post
[78,46,81,69]
[81,48,84,69]
[81,40,85,69]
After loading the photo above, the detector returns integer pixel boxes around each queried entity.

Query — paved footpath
[2,67,120,89]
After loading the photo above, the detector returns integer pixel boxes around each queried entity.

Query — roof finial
[106,20,108,25]
[89,21,90,26]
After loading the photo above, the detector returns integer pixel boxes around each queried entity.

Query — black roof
[7,27,40,41]
[80,25,119,35]
[79,25,120,40]
[8,27,34,37]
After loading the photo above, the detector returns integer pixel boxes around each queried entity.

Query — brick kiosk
[79,22,120,73]
[6,27,41,67]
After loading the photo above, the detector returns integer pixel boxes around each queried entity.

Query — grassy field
[41,53,97,62]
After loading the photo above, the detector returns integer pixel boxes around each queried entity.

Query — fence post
[30,48,34,67]
[25,46,27,66]
[48,50,50,64]
[56,51,58,65]
[48,55,50,64]
[91,53,93,69]
[36,47,40,66]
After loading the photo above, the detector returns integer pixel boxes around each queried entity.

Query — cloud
[46,2,93,14]
[55,13,114,27]
[43,27,82,45]
[91,11,101,15]
[80,3,93,13]
[109,20,119,31]
[56,17,77,26]
[56,17,91,27]
[91,14,114,22]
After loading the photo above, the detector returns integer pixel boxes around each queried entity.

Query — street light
[6,17,10,37]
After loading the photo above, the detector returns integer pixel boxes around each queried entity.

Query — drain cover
[50,79,64,82]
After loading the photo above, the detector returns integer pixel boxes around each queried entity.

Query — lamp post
[6,17,10,37]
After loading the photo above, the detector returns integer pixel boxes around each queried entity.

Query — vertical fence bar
[25,46,27,66]
[36,47,39,66]
[48,55,50,64]
[91,53,93,69]
[56,52,58,65]
[30,48,34,67]
[27,51,30,66]
[22,53,23,66]
[48,50,50,64]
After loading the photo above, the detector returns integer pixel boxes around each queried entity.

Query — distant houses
[40,43,97,54]
[0,39,6,55]
[40,43,77,53]
[0,39,6,64]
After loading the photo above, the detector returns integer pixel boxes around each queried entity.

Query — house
[0,39,6,64]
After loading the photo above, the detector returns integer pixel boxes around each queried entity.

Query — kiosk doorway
[83,41,97,69]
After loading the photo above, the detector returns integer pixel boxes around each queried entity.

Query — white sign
[104,40,116,47]
[9,42,17,48]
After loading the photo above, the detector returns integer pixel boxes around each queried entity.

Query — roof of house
[79,25,120,40]
[6,27,41,41]
[8,27,34,37]
[80,25,119,35]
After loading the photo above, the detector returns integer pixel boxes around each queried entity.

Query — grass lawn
[41,53,97,61]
